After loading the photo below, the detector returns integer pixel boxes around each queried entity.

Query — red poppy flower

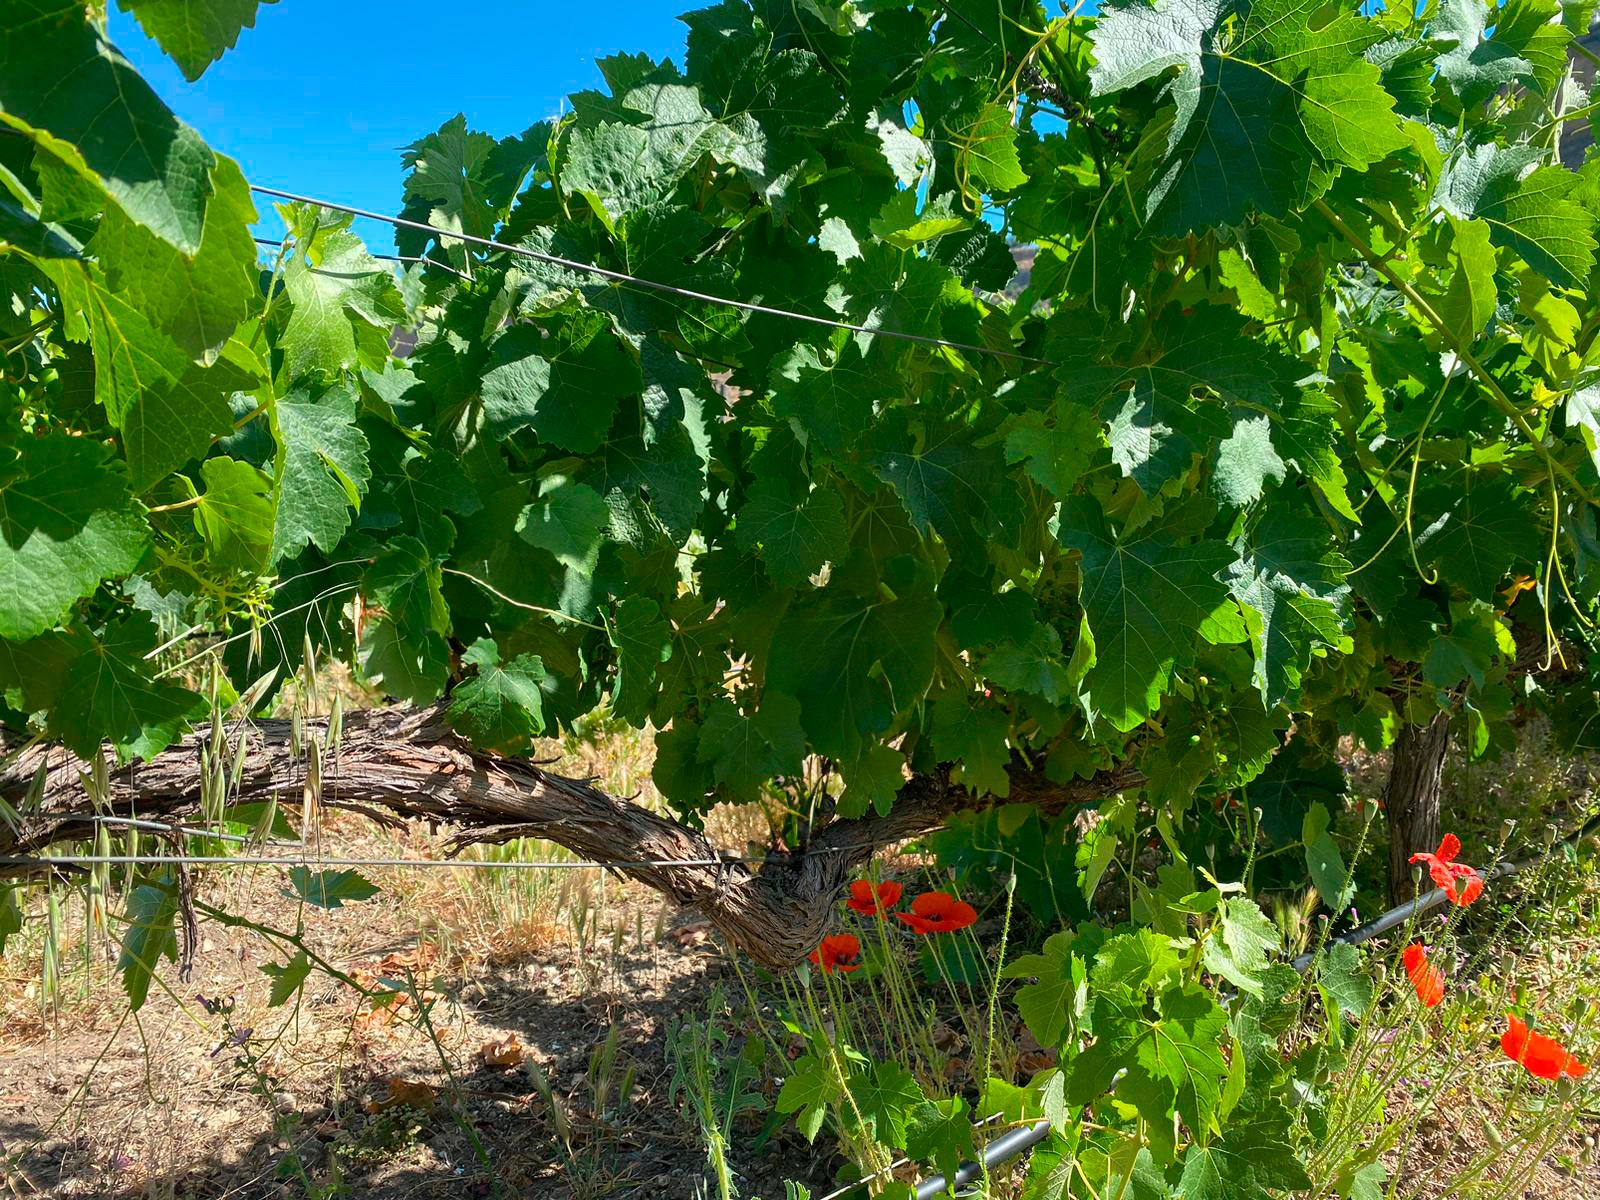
[845,879,903,917]
[1409,834,1485,906]
[895,891,978,935]
[808,933,862,974]
[1501,1015,1588,1080]
[1401,943,1444,1007]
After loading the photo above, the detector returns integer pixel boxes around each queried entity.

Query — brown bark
[1384,711,1450,905]
[0,706,1136,969]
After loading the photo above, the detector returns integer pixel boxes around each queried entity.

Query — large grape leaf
[1064,309,1294,496]
[1176,1101,1311,1199]
[0,434,149,640]
[269,380,371,562]
[562,78,769,225]
[769,342,894,453]
[1226,506,1352,708]
[1060,498,1241,731]
[1432,0,1567,108]
[516,476,609,573]
[358,535,453,705]
[766,558,942,761]
[446,638,547,753]
[90,155,258,360]
[0,3,215,252]
[1089,0,1406,232]
[1437,144,1596,289]
[50,615,204,761]
[735,486,848,588]
[397,115,547,270]
[117,0,277,81]
[47,264,239,488]
[607,596,671,723]
[280,227,406,378]
[695,692,806,798]
[193,456,274,572]
[480,312,641,453]
[869,426,1016,565]
[1413,477,1529,601]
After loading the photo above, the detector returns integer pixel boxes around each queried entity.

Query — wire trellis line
[248,183,1056,367]
[0,852,761,872]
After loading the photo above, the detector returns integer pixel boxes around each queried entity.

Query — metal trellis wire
[247,183,1057,367]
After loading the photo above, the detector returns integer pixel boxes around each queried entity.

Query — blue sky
[107,3,692,253]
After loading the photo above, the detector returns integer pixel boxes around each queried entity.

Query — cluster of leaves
[9,1,1600,1190]
[994,866,1383,1200]
[6,0,1599,857]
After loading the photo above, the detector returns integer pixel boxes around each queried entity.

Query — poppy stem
[978,874,1017,1193]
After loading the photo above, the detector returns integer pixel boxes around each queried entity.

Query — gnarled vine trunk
[0,707,1136,969]
[1384,711,1450,905]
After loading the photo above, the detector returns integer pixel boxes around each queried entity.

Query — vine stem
[1311,197,1598,508]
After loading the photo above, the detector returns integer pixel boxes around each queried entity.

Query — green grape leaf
[1318,942,1372,1016]
[1213,413,1286,507]
[1434,216,1498,345]
[515,476,609,573]
[776,1053,838,1143]
[91,154,258,359]
[607,596,671,724]
[281,227,406,378]
[1226,505,1353,709]
[0,3,215,251]
[1060,498,1241,732]
[695,692,806,799]
[837,743,907,818]
[118,881,178,1010]
[1438,144,1596,289]
[117,0,276,81]
[766,559,942,761]
[47,261,238,488]
[735,486,848,589]
[1432,0,1550,107]
[1414,478,1528,601]
[0,433,149,640]
[1002,402,1104,497]
[358,617,450,705]
[848,1059,926,1149]
[480,313,640,453]
[269,379,371,562]
[1202,896,1281,995]
[930,695,1013,797]
[50,614,204,761]
[1421,599,1513,690]
[1175,1100,1311,1199]
[261,948,313,1007]
[870,427,1015,565]
[1089,0,1404,232]
[957,103,1028,193]
[193,456,274,573]
[1002,930,1084,1048]
[446,638,547,753]
[769,343,892,453]
[287,867,380,909]
[0,887,22,955]
[904,1096,976,1184]
[1066,309,1292,496]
